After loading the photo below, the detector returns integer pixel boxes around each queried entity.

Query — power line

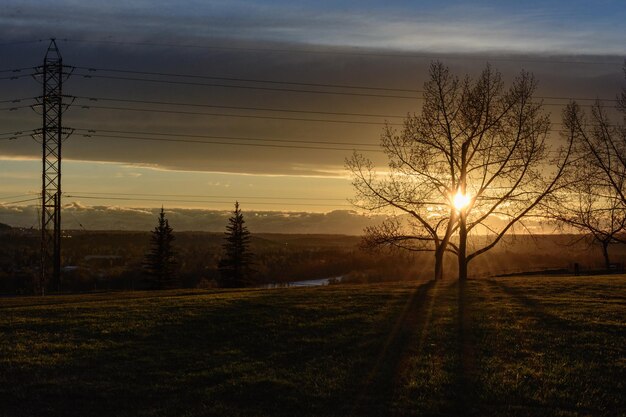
[65,191,348,201]
[68,96,619,128]
[74,131,385,153]
[0,197,40,205]
[74,104,399,126]
[73,66,422,93]
[71,128,572,154]
[0,134,35,141]
[0,67,36,74]
[0,105,33,112]
[3,124,583,153]
[0,97,36,104]
[70,103,606,128]
[73,73,620,105]
[73,73,419,99]
[0,40,44,47]
[538,95,618,103]
[58,38,624,66]
[0,73,35,81]
[73,128,379,147]
[0,129,35,136]
[73,96,407,119]
[0,193,36,200]
[73,66,619,102]
[65,194,351,207]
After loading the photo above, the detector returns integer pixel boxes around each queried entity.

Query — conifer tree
[145,207,176,289]
[218,202,253,287]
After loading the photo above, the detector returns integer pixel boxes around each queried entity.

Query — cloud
[0,0,624,224]
[1,1,624,54]
[114,172,142,178]
[0,204,385,234]
[63,201,88,210]
[1,37,622,178]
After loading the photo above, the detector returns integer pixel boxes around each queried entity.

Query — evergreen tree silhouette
[145,207,176,289]
[218,202,253,287]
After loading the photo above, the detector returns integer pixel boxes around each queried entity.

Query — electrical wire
[73,73,419,99]
[65,191,348,201]
[0,105,32,112]
[0,97,36,104]
[0,193,36,200]
[0,40,44,47]
[72,127,379,147]
[72,66,422,93]
[73,104,400,126]
[0,129,35,137]
[69,129,572,154]
[74,131,385,152]
[72,96,407,119]
[64,194,351,207]
[0,197,40,205]
[72,73,621,106]
[0,73,35,81]
[0,134,35,141]
[72,66,620,102]
[68,95,616,124]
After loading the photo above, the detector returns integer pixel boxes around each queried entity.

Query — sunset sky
[0,0,624,231]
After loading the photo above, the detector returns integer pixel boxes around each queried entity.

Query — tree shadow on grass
[347,280,436,417]
[2,285,441,417]
[487,280,596,332]
[478,279,624,417]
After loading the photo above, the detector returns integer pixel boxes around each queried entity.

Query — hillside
[1,275,624,417]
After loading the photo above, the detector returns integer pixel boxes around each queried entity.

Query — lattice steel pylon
[33,39,73,294]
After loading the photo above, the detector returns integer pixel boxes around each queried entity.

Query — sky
[0,0,625,232]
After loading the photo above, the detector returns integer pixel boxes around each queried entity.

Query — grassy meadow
[0,276,624,417]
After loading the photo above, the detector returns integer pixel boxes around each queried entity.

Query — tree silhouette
[561,64,626,205]
[549,66,626,269]
[219,202,254,287]
[550,179,625,270]
[144,207,176,289]
[347,61,573,281]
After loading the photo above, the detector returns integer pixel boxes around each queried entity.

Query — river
[261,276,343,289]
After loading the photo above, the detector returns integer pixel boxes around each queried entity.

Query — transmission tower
[32,39,73,294]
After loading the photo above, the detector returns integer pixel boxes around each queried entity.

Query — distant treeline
[1,229,624,295]
[0,230,423,294]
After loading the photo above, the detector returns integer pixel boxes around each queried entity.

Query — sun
[452,191,471,211]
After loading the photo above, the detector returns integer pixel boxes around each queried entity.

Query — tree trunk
[434,209,457,281]
[458,212,468,281]
[601,241,611,271]
[434,247,444,281]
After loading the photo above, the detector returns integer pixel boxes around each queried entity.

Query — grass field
[1,276,624,417]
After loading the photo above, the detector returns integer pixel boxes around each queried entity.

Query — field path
[456,279,477,416]
[349,279,441,416]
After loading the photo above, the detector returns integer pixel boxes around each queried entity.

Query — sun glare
[453,191,471,211]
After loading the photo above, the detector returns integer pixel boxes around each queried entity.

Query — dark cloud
[1,37,623,177]
[2,1,625,54]
[0,1,624,178]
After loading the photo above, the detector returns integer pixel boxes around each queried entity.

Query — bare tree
[550,66,626,269]
[564,64,626,204]
[549,170,626,270]
[347,62,572,281]
[620,63,626,113]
